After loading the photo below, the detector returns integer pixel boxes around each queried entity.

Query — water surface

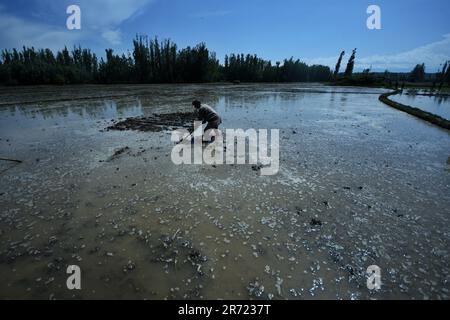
[390,92,450,120]
[0,83,449,300]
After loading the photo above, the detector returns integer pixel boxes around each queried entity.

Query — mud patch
[106,112,196,132]
[148,233,209,299]
[106,146,131,162]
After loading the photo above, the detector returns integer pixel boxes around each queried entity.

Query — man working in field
[192,100,222,142]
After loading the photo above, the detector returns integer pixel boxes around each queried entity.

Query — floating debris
[123,260,136,273]
[247,279,265,298]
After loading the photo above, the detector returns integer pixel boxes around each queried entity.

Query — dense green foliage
[223,54,331,82]
[0,46,99,85]
[0,36,332,85]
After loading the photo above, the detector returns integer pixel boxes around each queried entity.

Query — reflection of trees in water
[113,99,143,117]
[221,91,302,112]
[329,91,336,106]
[11,98,143,120]
[2,88,226,121]
[404,89,450,106]
[340,94,348,103]
[1,85,384,123]
[5,106,18,117]
[138,92,221,116]
[432,95,449,106]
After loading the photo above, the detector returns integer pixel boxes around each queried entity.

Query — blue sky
[0,0,449,71]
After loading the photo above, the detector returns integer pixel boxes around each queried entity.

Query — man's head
[192,100,201,109]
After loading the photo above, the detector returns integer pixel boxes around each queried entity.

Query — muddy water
[0,83,449,300]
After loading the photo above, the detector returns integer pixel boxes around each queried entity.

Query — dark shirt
[197,104,220,123]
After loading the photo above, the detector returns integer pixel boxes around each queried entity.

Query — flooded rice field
[390,91,450,120]
[0,83,449,300]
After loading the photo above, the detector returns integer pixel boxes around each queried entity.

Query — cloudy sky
[0,0,449,71]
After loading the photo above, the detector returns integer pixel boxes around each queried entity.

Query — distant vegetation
[333,50,345,78]
[408,63,425,83]
[2,36,448,89]
[0,35,332,86]
[223,54,331,82]
[331,48,450,91]
[343,48,357,78]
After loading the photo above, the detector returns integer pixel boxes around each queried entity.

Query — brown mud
[106,112,196,133]
[0,83,449,300]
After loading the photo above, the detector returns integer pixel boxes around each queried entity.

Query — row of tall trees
[331,48,380,86]
[333,48,357,78]
[0,46,99,85]
[131,36,221,83]
[222,54,331,82]
[0,36,331,85]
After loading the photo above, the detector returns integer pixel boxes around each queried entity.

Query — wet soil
[106,112,196,132]
[0,83,449,300]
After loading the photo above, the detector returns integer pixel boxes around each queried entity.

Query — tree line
[332,48,450,89]
[223,54,331,82]
[0,35,332,85]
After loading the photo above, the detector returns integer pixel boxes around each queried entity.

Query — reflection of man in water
[192,100,222,142]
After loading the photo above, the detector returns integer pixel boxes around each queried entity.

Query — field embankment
[379,90,450,130]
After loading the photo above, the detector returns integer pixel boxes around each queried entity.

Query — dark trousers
[204,119,221,142]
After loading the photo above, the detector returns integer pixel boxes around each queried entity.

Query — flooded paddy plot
[0,83,449,299]
[390,91,450,121]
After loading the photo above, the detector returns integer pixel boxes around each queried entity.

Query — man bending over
[192,100,222,142]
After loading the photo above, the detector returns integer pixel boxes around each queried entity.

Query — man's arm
[196,108,207,124]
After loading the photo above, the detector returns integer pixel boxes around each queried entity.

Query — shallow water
[0,83,449,300]
[390,92,450,120]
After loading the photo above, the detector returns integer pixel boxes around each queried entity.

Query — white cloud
[0,0,154,49]
[101,30,123,46]
[0,8,81,51]
[70,0,153,45]
[79,1,150,28]
[305,34,450,72]
[359,34,450,71]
